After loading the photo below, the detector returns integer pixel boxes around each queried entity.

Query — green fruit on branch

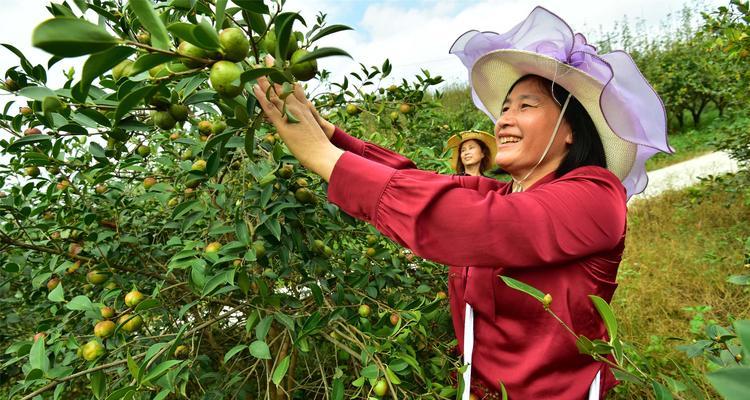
[149,95,171,110]
[94,320,116,338]
[219,27,250,62]
[399,103,413,114]
[211,120,227,134]
[95,184,108,194]
[124,289,145,308]
[24,166,40,177]
[46,277,60,291]
[20,106,33,115]
[24,127,41,135]
[205,241,222,254]
[252,240,266,258]
[198,120,213,134]
[345,104,360,116]
[168,104,189,121]
[152,110,177,130]
[118,314,143,333]
[373,379,389,397]
[295,177,308,187]
[365,247,376,257]
[143,177,157,189]
[111,59,133,81]
[436,291,448,300]
[389,111,399,120]
[174,345,190,359]
[192,159,207,171]
[358,304,371,318]
[181,149,194,161]
[366,234,378,245]
[100,306,115,319]
[210,61,243,97]
[109,128,130,142]
[66,261,80,274]
[137,145,152,157]
[86,270,108,285]
[185,177,203,189]
[387,84,398,93]
[177,41,209,68]
[263,134,276,144]
[4,78,19,91]
[278,164,294,178]
[56,179,71,191]
[289,49,318,81]
[168,197,179,207]
[136,31,150,44]
[81,340,105,361]
[295,187,314,204]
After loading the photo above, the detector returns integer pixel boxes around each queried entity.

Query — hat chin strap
[511,93,571,192]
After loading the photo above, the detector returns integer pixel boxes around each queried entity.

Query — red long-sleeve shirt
[327,127,625,398]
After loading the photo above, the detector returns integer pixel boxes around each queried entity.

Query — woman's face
[493,77,573,177]
[459,139,485,169]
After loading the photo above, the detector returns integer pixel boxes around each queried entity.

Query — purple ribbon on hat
[450,6,673,197]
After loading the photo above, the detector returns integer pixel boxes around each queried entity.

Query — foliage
[0,1,454,399]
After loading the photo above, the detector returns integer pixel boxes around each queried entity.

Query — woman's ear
[565,130,573,145]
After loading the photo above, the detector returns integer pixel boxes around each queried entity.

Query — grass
[610,173,750,399]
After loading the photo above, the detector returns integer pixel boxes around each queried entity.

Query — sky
[0,0,724,91]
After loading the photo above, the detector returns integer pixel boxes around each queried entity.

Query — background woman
[446,130,496,176]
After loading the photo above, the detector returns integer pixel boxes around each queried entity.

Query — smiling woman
[254,6,671,399]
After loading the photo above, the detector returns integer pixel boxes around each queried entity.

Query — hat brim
[471,49,637,181]
[446,131,497,172]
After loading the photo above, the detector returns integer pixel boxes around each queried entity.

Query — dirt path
[628,151,740,204]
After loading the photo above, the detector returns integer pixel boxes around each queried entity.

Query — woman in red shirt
[446,130,497,176]
[253,7,671,399]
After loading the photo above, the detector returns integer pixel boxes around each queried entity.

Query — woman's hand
[263,55,335,139]
[253,76,343,182]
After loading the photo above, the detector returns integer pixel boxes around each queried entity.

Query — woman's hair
[508,75,607,177]
[456,138,492,175]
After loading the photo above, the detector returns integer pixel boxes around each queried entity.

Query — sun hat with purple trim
[449,6,672,198]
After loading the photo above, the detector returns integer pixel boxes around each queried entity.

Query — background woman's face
[493,78,573,176]
[459,139,485,168]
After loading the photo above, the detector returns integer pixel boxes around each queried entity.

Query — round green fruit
[289,49,318,81]
[211,120,227,134]
[95,184,108,194]
[152,110,177,130]
[346,104,360,116]
[168,104,189,121]
[373,379,389,397]
[177,41,209,68]
[87,270,108,285]
[198,120,213,134]
[143,177,157,189]
[124,290,145,308]
[94,320,116,338]
[191,159,207,171]
[136,31,150,44]
[210,61,243,97]
[174,345,190,359]
[278,164,294,179]
[137,145,152,157]
[112,59,133,81]
[399,103,413,114]
[389,111,399,120]
[358,304,371,318]
[294,187,314,204]
[252,240,266,258]
[118,314,143,333]
[205,241,222,254]
[436,291,448,300]
[42,96,65,114]
[20,106,33,115]
[24,166,40,177]
[81,340,105,361]
[219,27,250,62]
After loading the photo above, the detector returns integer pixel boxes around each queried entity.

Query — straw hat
[446,130,497,172]
[449,7,672,198]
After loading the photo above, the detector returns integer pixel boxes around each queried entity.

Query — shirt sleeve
[330,126,417,170]
[328,152,627,268]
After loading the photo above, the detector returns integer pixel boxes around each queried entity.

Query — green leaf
[499,275,544,302]
[91,370,105,400]
[292,47,352,64]
[80,46,136,96]
[707,367,750,400]
[167,22,219,51]
[29,337,48,372]
[17,86,56,101]
[114,85,158,122]
[275,12,305,62]
[127,352,140,383]
[575,335,594,355]
[385,366,401,385]
[130,53,175,76]
[47,282,65,302]
[331,378,344,400]
[6,134,52,153]
[129,0,170,50]
[272,355,291,386]
[66,295,94,311]
[360,363,379,379]
[104,386,136,400]
[141,360,182,384]
[734,320,750,350]
[309,25,353,43]
[589,295,618,342]
[214,0,228,32]
[32,17,120,57]
[224,344,247,363]
[256,316,273,341]
[233,0,269,13]
[248,340,272,359]
[652,381,675,400]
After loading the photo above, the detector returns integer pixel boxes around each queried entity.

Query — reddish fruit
[68,243,83,257]
[46,277,60,291]
[33,332,46,342]
[24,127,41,136]
[100,306,115,319]
[56,179,70,191]
[390,313,400,326]
[124,290,145,308]
[143,177,157,190]
[94,320,116,338]
[169,132,180,140]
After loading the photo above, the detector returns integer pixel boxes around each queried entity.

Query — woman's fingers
[253,85,283,124]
